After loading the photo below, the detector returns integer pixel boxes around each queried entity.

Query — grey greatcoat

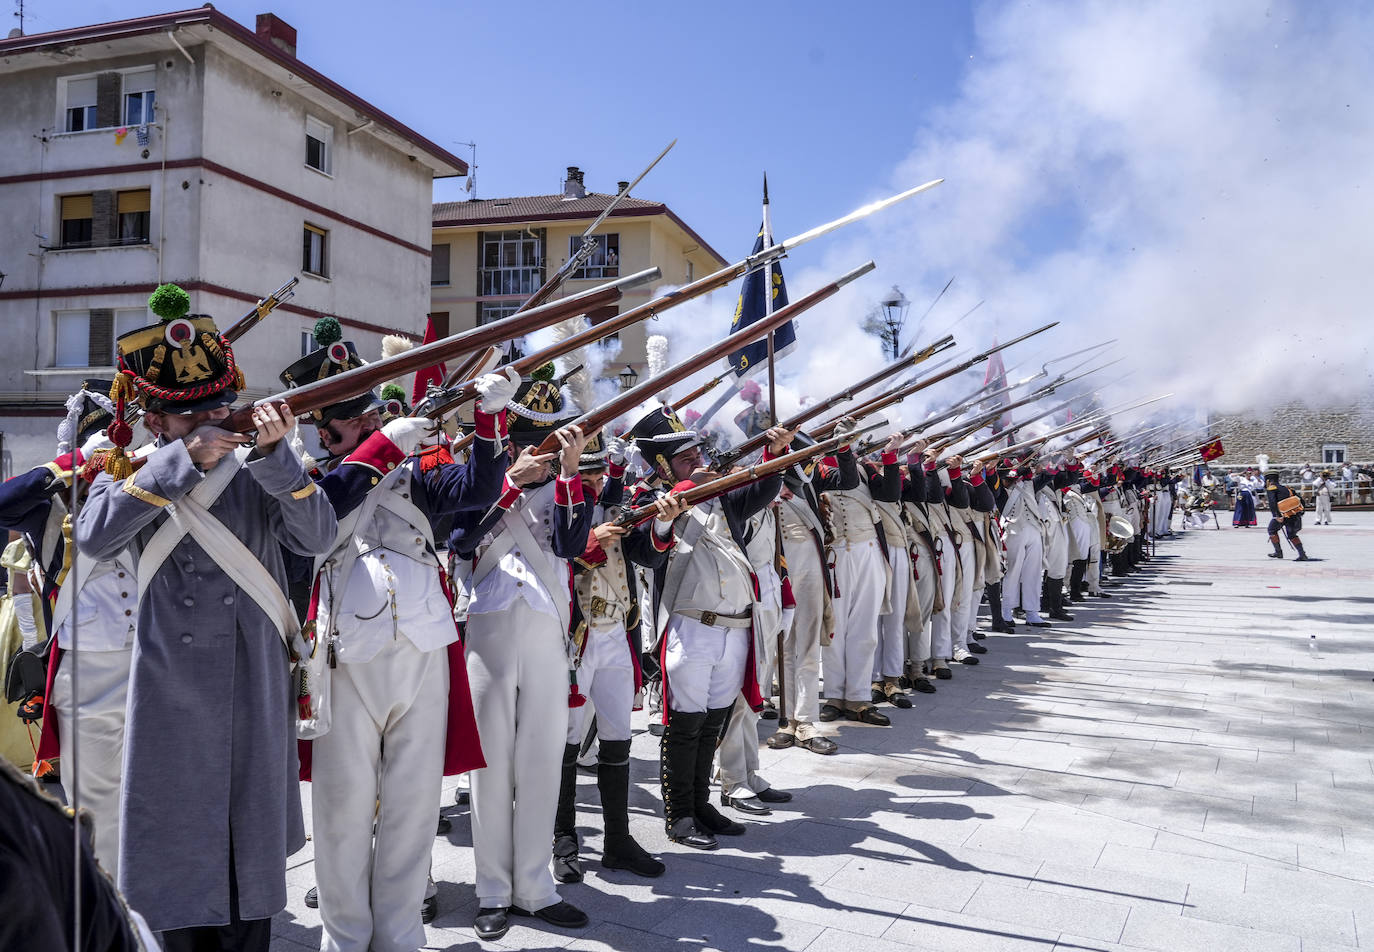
[75,437,337,933]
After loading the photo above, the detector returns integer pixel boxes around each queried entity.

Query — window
[55,308,146,367]
[1323,444,1347,465]
[116,189,150,244]
[123,69,156,126]
[686,259,694,283]
[64,77,98,132]
[569,234,619,280]
[305,116,332,174]
[302,224,328,276]
[301,330,316,356]
[477,303,520,326]
[479,230,543,296]
[431,243,451,286]
[60,194,94,248]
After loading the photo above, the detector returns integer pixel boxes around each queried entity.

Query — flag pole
[760,175,789,729]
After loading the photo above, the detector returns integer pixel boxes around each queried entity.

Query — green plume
[380,384,406,402]
[148,284,191,323]
[531,362,556,382]
[313,317,343,346]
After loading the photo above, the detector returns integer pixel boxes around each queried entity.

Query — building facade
[430,167,727,382]
[0,8,463,475]
[1210,395,1374,471]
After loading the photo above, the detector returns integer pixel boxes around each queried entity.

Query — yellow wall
[429,212,725,374]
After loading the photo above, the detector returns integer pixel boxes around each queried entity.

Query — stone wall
[1210,395,1374,469]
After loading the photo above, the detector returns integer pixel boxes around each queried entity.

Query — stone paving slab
[272,512,1374,950]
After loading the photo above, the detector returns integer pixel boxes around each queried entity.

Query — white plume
[550,316,596,414]
[381,334,416,392]
[646,335,669,395]
[1256,453,1270,474]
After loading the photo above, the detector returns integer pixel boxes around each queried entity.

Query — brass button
[181,634,193,644]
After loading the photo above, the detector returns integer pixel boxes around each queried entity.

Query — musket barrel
[537,261,877,454]
[222,276,299,343]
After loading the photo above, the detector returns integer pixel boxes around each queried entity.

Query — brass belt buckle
[700,610,717,627]
[590,595,608,617]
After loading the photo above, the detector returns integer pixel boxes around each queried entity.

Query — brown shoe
[765,730,795,750]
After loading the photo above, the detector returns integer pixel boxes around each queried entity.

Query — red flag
[982,344,1011,436]
[410,315,448,406]
[1200,439,1225,462]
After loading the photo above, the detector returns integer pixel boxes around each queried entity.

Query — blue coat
[75,438,337,932]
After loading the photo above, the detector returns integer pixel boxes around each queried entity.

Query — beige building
[430,167,727,380]
[0,9,463,475]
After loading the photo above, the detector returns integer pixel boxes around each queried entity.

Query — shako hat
[626,404,700,476]
[280,317,383,425]
[507,363,576,447]
[115,283,242,416]
[579,430,610,472]
[55,378,117,454]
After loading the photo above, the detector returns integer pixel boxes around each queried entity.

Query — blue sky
[26,0,974,269]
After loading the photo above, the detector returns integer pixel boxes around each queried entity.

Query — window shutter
[95,72,121,128]
[431,243,451,285]
[66,77,98,109]
[88,309,114,366]
[117,189,151,213]
[61,194,93,220]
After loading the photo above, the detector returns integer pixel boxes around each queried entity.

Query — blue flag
[727,189,796,378]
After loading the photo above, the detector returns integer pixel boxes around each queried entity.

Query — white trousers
[717,613,778,797]
[1316,496,1332,523]
[873,546,909,679]
[1002,528,1044,622]
[928,541,958,659]
[1086,539,1104,593]
[822,539,884,703]
[565,623,634,744]
[948,539,977,649]
[664,614,750,713]
[467,602,568,912]
[53,645,132,880]
[906,543,936,665]
[313,638,448,952]
[779,532,825,725]
[1152,494,1172,536]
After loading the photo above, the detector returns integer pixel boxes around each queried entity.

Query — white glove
[832,416,859,438]
[80,430,114,459]
[475,366,522,414]
[381,417,434,456]
[605,436,628,467]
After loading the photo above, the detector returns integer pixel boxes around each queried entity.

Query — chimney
[617,180,630,195]
[563,166,586,200]
[256,13,298,57]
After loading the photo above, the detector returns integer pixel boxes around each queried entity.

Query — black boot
[1048,578,1074,621]
[987,582,1014,633]
[693,706,745,837]
[661,711,716,849]
[1268,537,1284,558]
[1294,540,1310,561]
[597,740,665,877]
[1069,559,1087,602]
[553,743,583,883]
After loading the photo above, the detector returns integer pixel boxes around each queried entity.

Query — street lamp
[880,285,910,360]
[618,364,639,392]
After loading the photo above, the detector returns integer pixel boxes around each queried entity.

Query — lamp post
[618,364,639,392]
[880,285,909,360]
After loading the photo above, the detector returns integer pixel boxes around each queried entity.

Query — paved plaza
[272,510,1374,952]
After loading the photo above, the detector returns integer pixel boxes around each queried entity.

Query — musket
[221,276,299,342]
[522,139,676,314]
[612,422,885,528]
[926,391,1083,457]
[672,371,731,411]
[805,321,1060,444]
[535,261,878,454]
[423,178,946,421]
[851,372,1035,456]
[224,270,657,433]
[973,393,1174,463]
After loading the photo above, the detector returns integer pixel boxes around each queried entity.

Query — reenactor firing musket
[222,270,657,433]
[613,421,888,528]
[973,393,1173,464]
[422,178,945,421]
[532,261,880,455]
[221,276,299,343]
[925,391,1084,458]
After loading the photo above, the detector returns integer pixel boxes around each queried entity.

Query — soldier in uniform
[0,380,133,876]
[75,305,338,952]
[898,448,940,689]
[820,434,896,724]
[919,450,963,677]
[941,454,985,665]
[553,433,682,881]
[447,370,593,941]
[625,406,792,850]
[766,429,857,754]
[999,463,1050,629]
[1265,472,1310,561]
[868,436,917,706]
[1037,465,1074,622]
[1064,462,1097,603]
[280,321,516,952]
